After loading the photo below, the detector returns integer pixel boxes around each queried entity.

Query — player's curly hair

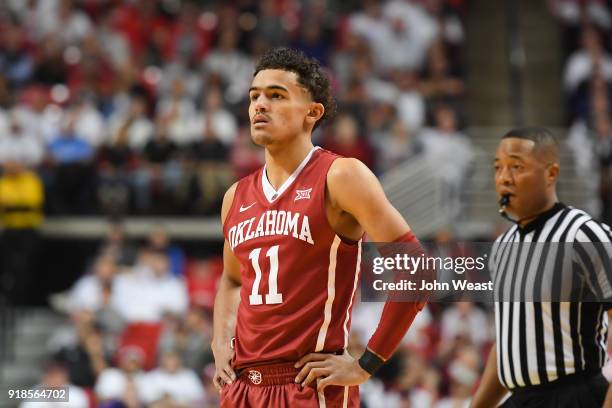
[254,47,337,129]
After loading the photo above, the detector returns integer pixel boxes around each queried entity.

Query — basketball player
[213,48,426,407]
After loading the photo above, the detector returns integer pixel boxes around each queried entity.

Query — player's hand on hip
[212,337,236,392]
[294,351,370,393]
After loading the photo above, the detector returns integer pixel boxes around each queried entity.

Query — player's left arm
[295,158,425,391]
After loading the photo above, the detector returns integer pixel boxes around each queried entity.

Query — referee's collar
[518,202,566,234]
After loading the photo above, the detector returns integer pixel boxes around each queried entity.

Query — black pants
[501,373,608,408]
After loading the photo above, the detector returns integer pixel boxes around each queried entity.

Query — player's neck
[264,139,314,190]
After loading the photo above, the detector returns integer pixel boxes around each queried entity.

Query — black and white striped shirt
[490,203,612,390]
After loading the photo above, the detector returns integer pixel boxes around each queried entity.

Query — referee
[471,127,612,408]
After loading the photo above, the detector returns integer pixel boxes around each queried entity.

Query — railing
[381,155,451,237]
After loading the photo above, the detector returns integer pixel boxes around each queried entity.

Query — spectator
[0,21,34,90]
[420,41,465,104]
[62,93,106,149]
[375,118,423,173]
[435,346,480,408]
[132,122,181,214]
[393,69,427,132]
[31,33,69,85]
[549,0,612,57]
[53,312,110,388]
[65,254,118,313]
[564,26,612,93]
[141,349,206,406]
[202,27,254,104]
[185,109,234,214]
[0,112,44,167]
[255,0,288,47]
[185,257,223,311]
[13,88,62,145]
[94,346,147,405]
[188,86,238,146]
[111,248,188,323]
[321,112,376,169]
[98,220,137,267]
[19,362,89,408]
[107,93,154,151]
[418,104,473,217]
[349,0,438,73]
[439,302,492,352]
[39,0,93,46]
[147,226,186,277]
[0,160,44,305]
[158,307,213,374]
[47,116,96,213]
[96,121,137,216]
[157,77,197,147]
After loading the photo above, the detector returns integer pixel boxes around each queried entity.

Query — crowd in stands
[553,0,612,223]
[36,222,492,408]
[0,0,473,218]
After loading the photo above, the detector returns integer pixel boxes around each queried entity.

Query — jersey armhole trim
[222,178,246,233]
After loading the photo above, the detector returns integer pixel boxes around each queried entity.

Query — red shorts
[220,362,360,408]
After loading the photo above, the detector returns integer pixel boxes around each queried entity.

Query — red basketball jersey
[223,147,362,369]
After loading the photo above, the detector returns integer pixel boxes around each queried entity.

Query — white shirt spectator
[156,96,198,146]
[19,385,88,408]
[107,115,154,151]
[564,50,612,92]
[440,304,492,347]
[187,110,238,146]
[111,265,188,323]
[350,1,438,72]
[35,0,92,45]
[66,103,106,148]
[418,127,474,185]
[66,275,104,312]
[0,125,44,166]
[396,90,426,132]
[141,367,205,405]
[12,104,63,144]
[95,368,146,402]
[203,50,254,104]
[552,0,612,30]
[567,120,596,176]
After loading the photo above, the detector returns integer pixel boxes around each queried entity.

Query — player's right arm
[212,182,242,392]
[470,344,507,408]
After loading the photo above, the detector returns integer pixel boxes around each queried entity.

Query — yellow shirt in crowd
[0,171,44,229]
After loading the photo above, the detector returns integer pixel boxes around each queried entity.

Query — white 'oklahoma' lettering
[228,211,314,249]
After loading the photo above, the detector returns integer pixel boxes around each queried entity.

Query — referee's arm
[470,344,507,408]
[574,221,612,407]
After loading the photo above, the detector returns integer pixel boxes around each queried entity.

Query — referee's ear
[545,162,560,186]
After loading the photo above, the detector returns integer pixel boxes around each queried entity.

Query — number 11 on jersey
[248,245,283,305]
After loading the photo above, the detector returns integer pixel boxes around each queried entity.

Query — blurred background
[0,0,610,407]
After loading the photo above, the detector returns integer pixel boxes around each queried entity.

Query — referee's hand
[212,338,236,392]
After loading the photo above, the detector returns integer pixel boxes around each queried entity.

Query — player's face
[248,69,318,147]
[494,138,555,220]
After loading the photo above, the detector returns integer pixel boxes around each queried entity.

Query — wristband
[358,348,385,375]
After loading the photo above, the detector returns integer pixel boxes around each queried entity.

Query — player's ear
[306,103,324,125]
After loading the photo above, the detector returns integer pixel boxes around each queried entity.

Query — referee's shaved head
[502,126,560,164]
